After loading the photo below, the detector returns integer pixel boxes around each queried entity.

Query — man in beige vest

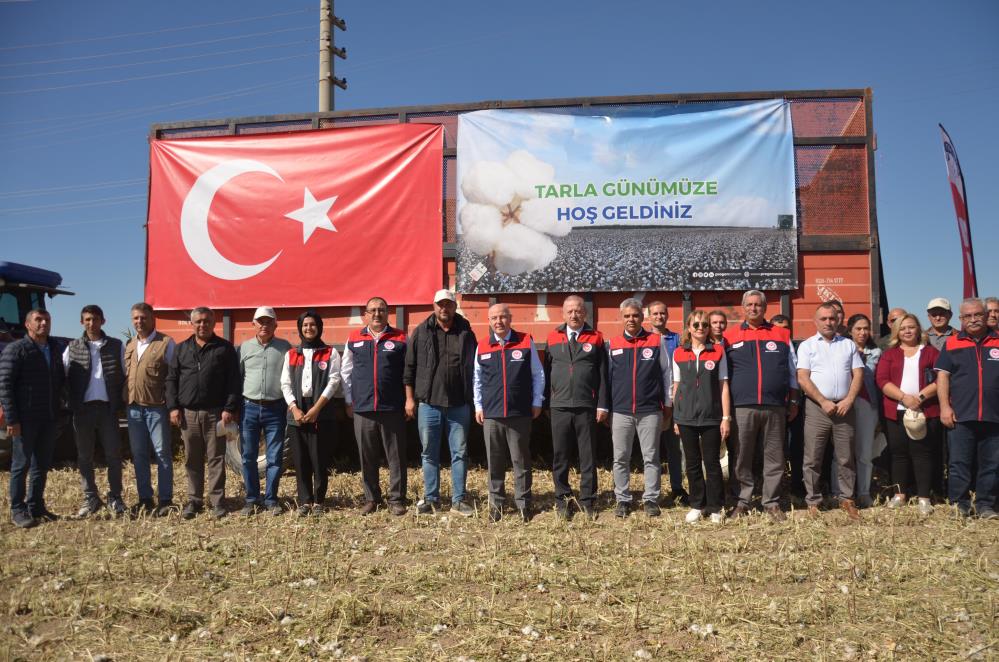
[124,302,176,517]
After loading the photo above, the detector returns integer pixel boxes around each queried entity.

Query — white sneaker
[709,512,725,524]
[887,494,906,509]
[685,508,703,524]
[917,498,933,516]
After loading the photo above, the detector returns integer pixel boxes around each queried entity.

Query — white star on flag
[285,188,338,242]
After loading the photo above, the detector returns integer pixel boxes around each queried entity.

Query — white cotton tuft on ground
[518,197,571,237]
[493,223,557,275]
[459,204,503,256]
[506,149,555,199]
[461,160,518,207]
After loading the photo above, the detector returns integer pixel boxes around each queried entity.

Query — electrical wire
[0,53,311,95]
[0,178,146,199]
[0,8,310,50]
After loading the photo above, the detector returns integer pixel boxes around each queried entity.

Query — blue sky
[1,0,996,336]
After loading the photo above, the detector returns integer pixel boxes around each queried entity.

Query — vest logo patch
[612,348,624,356]
[383,341,395,350]
[731,341,744,349]
[704,360,716,371]
[318,361,328,370]
[766,341,778,351]
[582,342,593,352]
[511,349,524,360]
[480,353,491,360]
[353,341,365,347]
[641,348,654,360]
[990,348,999,359]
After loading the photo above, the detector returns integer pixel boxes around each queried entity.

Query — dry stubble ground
[1,462,997,661]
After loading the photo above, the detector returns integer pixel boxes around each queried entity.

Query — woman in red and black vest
[280,311,342,515]
[672,310,732,524]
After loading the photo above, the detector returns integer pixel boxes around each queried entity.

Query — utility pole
[319,0,347,112]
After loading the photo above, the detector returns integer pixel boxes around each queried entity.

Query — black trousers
[886,416,939,499]
[289,420,333,505]
[550,407,598,504]
[678,423,724,513]
[354,410,407,504]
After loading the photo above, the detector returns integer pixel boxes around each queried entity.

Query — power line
[1,75,314,151]
[0,53,311,95]
[0,194,146,215]
[3,216,141,232]
[0,39,312,80]
[0,26,311,67]
[0,8,310,50]
[0,178,146,199]
[0,73,314,128]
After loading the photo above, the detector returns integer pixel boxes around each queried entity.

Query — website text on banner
[456,100,797,294]
[146,124,444,309]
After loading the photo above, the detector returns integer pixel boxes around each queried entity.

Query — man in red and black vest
[544,295,608,520]
[474,303,545,522]
[936,297,999,519]
[608,298,672,519]
[341,297,409,516]
[724,290,799,521]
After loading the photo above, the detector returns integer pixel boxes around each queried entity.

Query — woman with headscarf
[280,311,342,516]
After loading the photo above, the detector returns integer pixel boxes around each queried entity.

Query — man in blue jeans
[0,308,65,528]
[936,297,999,519]
[404,289,477,516]
[238,306,292,516]
[124,302,176,517]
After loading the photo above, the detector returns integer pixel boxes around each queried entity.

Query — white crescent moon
[180,159,283,280]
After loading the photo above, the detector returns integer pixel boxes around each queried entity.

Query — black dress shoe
[643,501,661,517]
[519,507,533,523]
[615,502,630,518]
[31,509,60,522]
[554,499,570,520]
[182,502,202,520]
[581,504,596,520]
[155,500,175,517]
[488,506,502,523]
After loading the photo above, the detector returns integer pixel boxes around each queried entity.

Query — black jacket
[544,323,609,410]
[403,312,476,404]
[0,336,65,427]
[166,334,240,413]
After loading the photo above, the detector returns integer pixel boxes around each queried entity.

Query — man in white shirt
[63,305,126,517]
[797,302,864,520]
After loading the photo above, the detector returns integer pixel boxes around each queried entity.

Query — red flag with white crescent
[939,124,978,298]
[146,123,444,308]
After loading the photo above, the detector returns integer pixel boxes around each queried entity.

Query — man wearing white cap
[238,306,292,516]
[403,289,478,516]
[926,298,956,353]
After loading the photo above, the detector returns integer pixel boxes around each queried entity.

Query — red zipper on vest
[502,343,508,417]
[631,338,638,414]
[372,338,379,411]
[755,336,763,404]
[976,343,983,420]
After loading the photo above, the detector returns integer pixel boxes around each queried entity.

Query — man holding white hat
[926,298,956,353]
[238,306,292,516]
[404,289,478,516]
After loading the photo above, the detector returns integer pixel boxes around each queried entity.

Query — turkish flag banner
[146,123,444,309]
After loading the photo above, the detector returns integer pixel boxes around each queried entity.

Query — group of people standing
[1,290,997,529]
